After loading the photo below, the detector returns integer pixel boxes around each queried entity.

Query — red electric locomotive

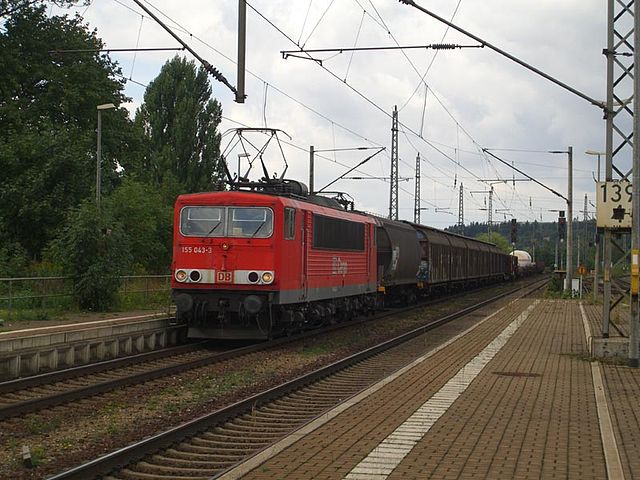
[171,128,514,340]
[171,183,378,339]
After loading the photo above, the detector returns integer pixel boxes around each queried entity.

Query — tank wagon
[512,249,544,277]
[171,180,514,340]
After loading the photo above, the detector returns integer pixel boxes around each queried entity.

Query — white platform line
[343,300,539,480]
[579,302,625,480]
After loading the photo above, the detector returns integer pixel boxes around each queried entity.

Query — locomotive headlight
[175,270,187,282]
[261,271,274,284]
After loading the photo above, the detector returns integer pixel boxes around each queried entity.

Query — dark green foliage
[1,14,224,281]
[0,242,29,277]
[106,179,173,273]
[475,232,512,253]
[128,56,225,197]
[47,201,131,310]
[0,4,138,260]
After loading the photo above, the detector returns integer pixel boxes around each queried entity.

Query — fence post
[8,279,13,320]
[42,277,46,311]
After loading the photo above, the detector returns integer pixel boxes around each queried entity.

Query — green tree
[129,56,225,198]
[475,232,512,253]
[47,200,131,310]
[0,5,140,260]
[106,179,173,273]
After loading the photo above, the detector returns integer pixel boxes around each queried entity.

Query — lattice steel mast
[602,0,634,341]
[390,105,399,220]
[414,153,421,223]
[458,183,464,234]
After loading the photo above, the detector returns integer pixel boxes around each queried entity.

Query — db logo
[216,271,233,283]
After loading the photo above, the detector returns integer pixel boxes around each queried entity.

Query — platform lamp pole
[550,148,573,292]
[586,150,604,303]
[96,103,116,212]
[309,145,314,193]
[566,147,573,293]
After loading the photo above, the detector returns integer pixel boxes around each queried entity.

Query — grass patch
[100,401,123,415]
[560,352,627,365]
[29,445,46,467]
[25,415,61,435]
[300,344,331,357]
[57,437,74,450]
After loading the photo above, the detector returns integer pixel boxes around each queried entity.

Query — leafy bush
[106,179,173,273]
[47,200,131,310]
[0,242,29,277]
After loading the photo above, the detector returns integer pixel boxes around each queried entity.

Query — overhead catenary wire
[297,0,314,45]
[398,0,604,110]
[129,13,145,79]
[84,0,558,223]
[300,0,336,48]
[46,0,450,216]
[344,8,366,81]
[334,1,528,206]
[105,0,385,150]
[104,0,489,206]
[128,0,238,96]
[246,1,552,220]
[398,0,464,111]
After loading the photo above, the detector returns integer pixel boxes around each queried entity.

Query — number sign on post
[596,181,632,230]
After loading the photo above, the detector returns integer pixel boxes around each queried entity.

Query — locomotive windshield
[180,206,273,238]
[228,207,273,238]
[181,207,223,236]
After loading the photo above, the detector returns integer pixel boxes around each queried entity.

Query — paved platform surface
[228,299,639,479]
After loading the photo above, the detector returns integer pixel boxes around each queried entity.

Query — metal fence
[0,275,171,320]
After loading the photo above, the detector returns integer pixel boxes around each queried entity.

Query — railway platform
[0,312,185,380]
[222,298,639,479]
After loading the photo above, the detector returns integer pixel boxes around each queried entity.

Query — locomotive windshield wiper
[205,221,222,237]
[250,221,265,238]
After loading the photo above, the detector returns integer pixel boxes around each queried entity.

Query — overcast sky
[54,0,614,228]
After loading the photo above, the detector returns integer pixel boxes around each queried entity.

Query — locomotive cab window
[284,208,296,240]
[227,207,273,238]
[180,207,223,237]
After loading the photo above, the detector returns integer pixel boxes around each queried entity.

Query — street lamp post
[96,103,116,211]
[586,149,605,303]
[550,147,573,292]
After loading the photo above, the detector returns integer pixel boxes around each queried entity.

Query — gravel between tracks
[0,281,529,480]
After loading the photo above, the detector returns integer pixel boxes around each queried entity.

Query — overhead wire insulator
[203,61,238,95]
[431,43,458,50]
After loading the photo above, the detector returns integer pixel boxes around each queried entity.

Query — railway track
[0,280,531,422]
[0,342,227,420]
[49,278,547,480]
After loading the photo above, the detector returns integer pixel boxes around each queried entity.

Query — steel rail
[0,280,520,420]
[48,278,547,480]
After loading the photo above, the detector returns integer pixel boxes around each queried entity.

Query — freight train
[171,179,514,340]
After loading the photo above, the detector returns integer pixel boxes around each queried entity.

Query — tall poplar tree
[130,56,225,197]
